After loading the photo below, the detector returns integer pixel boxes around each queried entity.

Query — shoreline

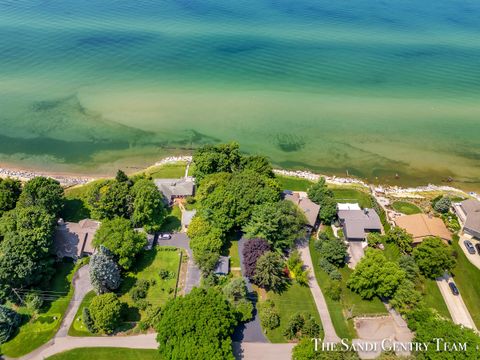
[1,156,478,200]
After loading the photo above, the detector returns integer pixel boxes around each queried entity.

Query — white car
[159,233,172,240]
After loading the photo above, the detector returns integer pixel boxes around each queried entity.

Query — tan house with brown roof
[395,214,452,244]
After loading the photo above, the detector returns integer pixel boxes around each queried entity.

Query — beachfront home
[283,191,320,229]
[54,219,100,259]
[181,209,197,231]
[154,178,195,205]
[453,199,480,239]
[337,204,382,241]
[395,214,452,245]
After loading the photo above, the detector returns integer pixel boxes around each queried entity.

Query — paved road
[157,232,201,294]
[297,239,341,344]
[458,234,480,270]
[436,273,477,331]
[232,342,294,360]
[234,237,268,343]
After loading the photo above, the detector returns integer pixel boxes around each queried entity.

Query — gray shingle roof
[460,199,480,235]
[338,208,382,240]
[214,256,230,275]
[283,192,320,227]
[154,178,194,200]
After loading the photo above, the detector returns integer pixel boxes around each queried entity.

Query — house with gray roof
[283,191,320,228]
[214,256,230,275]
[54,219,100,259]
[338,206,382,241]
[454,199,480,239]
[154,178,195,204]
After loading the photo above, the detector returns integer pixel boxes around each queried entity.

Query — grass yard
[422,279,451,320]
[1,260,85,357]
[145,163,186,179]
[68,291,96,336]
[61,180,107,222]
[228,240,240,268]
[262,282,323,343]
[391,201,422,215]
[309,238,387,340]
[159,205,182,233]
[330,187,373,209]
[275,175,314,191]
[47,348,161,360]
[451,238,480,329]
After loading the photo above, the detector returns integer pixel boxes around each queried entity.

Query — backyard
[275,175,314,191]
[330,187,373,209]
[47,348,160,360]
[144,162,187,179]
[158,205,182,233]
[391,201,422,215]
[1,260,85,357]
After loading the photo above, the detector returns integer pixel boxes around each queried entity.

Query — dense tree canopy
[385,227,413,254]
[242,238,270,279]
[192,142,242,183]
[307,178,337,224]
[240,155,274,178]
[316,237,348,266]
[130,178,166,233]
[90,246,121,294]
[243,200,306,251]
[0,206,56,291]
[17,177,64,215]
[94,218,147,270]
[398,255,420,282]
[347,249,405,299]
[88,293,123,334]
[412,237,455,279]
[390,280,422,315]
[0,178,21,216]
[156,288,238,360]
[223,278,253,322]
[253,251,286,292]
[292,338,360,360]
[0,305,20,344]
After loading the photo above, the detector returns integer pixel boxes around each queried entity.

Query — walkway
[157,232,201,294]
[436,273,477,331]
[297,238,341,344]
[234,237,268,343]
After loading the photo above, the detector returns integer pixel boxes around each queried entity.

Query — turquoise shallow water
[0,0,479,188]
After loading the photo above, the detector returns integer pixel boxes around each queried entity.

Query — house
[214,256,230,275]
[337,205,382,241]
[181,209,196,231]
[54,219,100,259]
[283,191,320,228]
[154,178,195,204]
[453,199,480,238]
[395,214,452,244]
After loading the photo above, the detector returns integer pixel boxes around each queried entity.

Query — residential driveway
[297,238,341,344]
[157,232,201,294]
[232,342,294,360]
[234,237,267,343]
[347,241,365,269]
[436,273,477,331]
[458,234,480,270]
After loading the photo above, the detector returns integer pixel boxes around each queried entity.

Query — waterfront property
[154,178,195,205]
[453,199,480,239]
[337,204,382,241]
[283,191,320,228]
[395,214,452,245]
[54,218,100,259]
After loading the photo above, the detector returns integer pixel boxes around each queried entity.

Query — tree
[95,181,133,220]
[155,288,238,360]
[412,237,455,279]
[414,317,480,359]
[283,313,321,340]
[88,293,123,334]
[317,237,348,266]
[90,246,121,294]
[0,178,21,215]
[243,200,306,251]
[242,238,270,279]
[398,255,420,282]
[0,206,56,290]
[17,177,64,215]
[433,197,451,214]
[0,305,20,344]
[240,155,274,178]
[390,280,422,315]
[307,178,333,205]
[259,300,280,330]
[115,169,130,183]
[286,250,309,286]
[25,291,44,312]
[192,142,242,183]
[319,197,338,224]
[223,278,248,303]
[367,232,384,248]
[131,179,166,233]
[347,249,405,299]
[94,218,147,270]
[253,251,286,292]
[385,227,413,254]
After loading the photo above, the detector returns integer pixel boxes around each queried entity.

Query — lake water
[1,0,480,189]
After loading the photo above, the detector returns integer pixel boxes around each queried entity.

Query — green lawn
[422,279,451,320]
[68,291,96,336]
[159,205,182,233]
[275,175,314,191]
[391,201,422,215]
[1,260,86,357]
[309,238,387,340]
[61,180,107,222]
[228,240,240,268]
[330,187,373,209]
[47,348,161,360]
[145,163,186,179]
[451,238,480,329]
[262,282,323,343]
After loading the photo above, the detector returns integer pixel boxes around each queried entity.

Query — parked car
[475,243,480,254]
[464,240,476,254]
[159,233,172,240]
[449,282,460,296]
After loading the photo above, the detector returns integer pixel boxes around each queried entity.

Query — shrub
[159,269,174,280]
[135,299,149,311]
[259,300,280,330]
[88,293,123,334]
[329,269,342,281]
[235,299,254,322]
[90,246,121,294]
[326,280,342,301]
[283,313,322,340]
[0,305,20,343]
[25,291,43,312]
[318,257,336,275]
[433,197,451,214]
[138,305,162,331]
[82,307,96,333]
[242,238,270,279]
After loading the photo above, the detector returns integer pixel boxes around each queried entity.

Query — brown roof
[395,214,451,243]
